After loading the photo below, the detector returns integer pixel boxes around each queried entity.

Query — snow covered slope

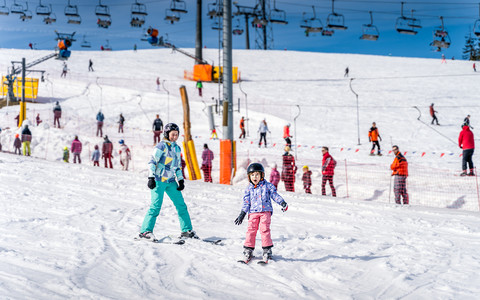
[1,48,480,298]
[1,153,480,299]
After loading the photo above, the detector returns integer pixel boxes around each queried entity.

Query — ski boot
[238,247,254,264]
[259,246,272,264]
[138,231,155,240]
[180,230,199,239]
[460,171,468,176]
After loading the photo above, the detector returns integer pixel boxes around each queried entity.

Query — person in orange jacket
[239,116,246,139]
[390,145,409,205]
[283,123,292,147]
[368,122,382,156]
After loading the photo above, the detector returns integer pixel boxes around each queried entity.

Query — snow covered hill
[1,48,480,298]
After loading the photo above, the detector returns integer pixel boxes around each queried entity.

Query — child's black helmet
[164,123,180,139]
[247,163,264,174]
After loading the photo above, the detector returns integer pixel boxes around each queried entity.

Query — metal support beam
[223,0,233,141]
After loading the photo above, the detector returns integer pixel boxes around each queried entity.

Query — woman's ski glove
[177,180,185,191]
[147,177,156,190]
[234,211,247,225]
[280,201,288,212]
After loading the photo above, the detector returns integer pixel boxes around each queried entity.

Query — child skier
[63,146,69,163]
[13,134,21,155]
[138,123,197,240]
[302,165,312,194]
[92,145,100,166]
[234,163,288,264]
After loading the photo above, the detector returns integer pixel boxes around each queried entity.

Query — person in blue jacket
[138,123,197,240]
[96,110,105,137]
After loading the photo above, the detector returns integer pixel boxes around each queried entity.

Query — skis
[134,236,185,245]
[135,235,223,246]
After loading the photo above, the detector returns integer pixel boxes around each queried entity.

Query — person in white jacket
[118,139,131,171]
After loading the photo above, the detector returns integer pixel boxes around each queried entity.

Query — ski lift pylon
[360,11,379,41]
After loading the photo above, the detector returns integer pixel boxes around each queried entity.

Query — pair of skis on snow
[134,235,223,245]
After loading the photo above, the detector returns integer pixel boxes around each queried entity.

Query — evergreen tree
[462,33,478,60]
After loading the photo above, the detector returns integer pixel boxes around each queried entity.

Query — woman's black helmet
[247,163,264,174]
[164,123,180,139]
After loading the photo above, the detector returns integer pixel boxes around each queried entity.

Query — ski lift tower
[253,0,273,50]
[233,2,258,49]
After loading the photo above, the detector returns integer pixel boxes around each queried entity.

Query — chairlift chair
[44,12,56,24]
[395,2,417,35]
[95,0,110,17]
[36,0,51,16]
[233,18,243,35]
[322,29,334,36]
[130,14,145,27]
[97,15,112,28]
[326,0,347,30]
[430,16,451,50]
[269,0,287,25]
[211,20,222,30]
[131,0,147,16]
[65,0,81,24]
[300,7,323,33]
[474,4,480,37]
[11,0,25,14]
[102,39,112,51]
[360,11,379,41]
[19,3,32,21]
[207,0,222,19]
[0,0,9,15]
[81,35,91,48]
[170,0,187,14]
[165,9,180,24]
[407,10,421,29]
[252,17,268,27]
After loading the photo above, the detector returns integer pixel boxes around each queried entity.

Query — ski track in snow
[1,49,480,299]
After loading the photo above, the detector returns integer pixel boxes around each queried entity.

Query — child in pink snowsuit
[234,163,288,262]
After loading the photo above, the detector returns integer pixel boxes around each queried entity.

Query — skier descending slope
[138,123,197,241]
[234,163,288,264]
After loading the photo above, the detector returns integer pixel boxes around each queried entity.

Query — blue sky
[0,0,478,59]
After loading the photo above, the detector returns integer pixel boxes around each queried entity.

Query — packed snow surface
[1,48,480,299]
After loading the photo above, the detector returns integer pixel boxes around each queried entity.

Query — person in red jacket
[201,143,214,182]
[102,135,113,169]
[321,147,336,197]
[430,103,439,125]
[391,145,409,204]
[281,146,296,192]
[283,123,292,147]
[458,125,475,176]
[269,164,280,189]
[302,165,312,194]
[71,135,82,164]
